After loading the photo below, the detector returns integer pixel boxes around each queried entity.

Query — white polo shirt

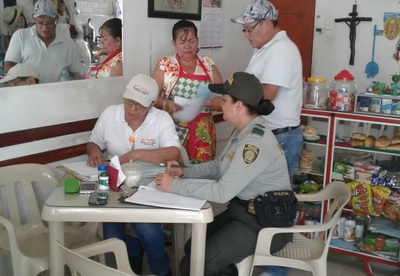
[89,104,181,158]
[5,25,82,83]
[246,31,303,130]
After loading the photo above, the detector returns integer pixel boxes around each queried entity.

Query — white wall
[3,0,400,164]
[123,1,252,79]
[312,0,400,91]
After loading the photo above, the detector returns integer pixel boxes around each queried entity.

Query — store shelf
[334,145,400,157]
[301,109,400,275]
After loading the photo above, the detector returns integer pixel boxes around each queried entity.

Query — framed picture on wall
[148,0,202,21]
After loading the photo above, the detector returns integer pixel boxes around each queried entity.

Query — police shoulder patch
[243,144,260,164]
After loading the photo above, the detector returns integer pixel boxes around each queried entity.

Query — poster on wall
[148,0,202,20]
[200,0,223,48]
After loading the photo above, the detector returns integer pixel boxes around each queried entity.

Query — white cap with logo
[123,74,159,107]
[0,63,39,83]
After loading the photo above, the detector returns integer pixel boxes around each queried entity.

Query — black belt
[234,197,249,208]
[272,125,300,135]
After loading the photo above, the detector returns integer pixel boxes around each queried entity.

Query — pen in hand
[159,163,188,168]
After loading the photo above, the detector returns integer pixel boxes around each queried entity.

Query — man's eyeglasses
[242,20,264,34]
[34,20,57,27]
[123,99,148,111]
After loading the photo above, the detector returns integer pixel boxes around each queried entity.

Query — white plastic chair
[58,238,134,276]
[236,181,351,276]
[0,163,100,276]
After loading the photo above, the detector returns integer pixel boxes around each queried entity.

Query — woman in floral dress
[152,20,223,163]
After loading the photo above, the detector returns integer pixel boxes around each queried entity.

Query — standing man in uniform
[155,72,291,275]
[232,0,303,187]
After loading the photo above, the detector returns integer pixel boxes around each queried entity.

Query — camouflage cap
[231,0,278,24]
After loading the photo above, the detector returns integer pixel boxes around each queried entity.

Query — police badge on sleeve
[243,144,259,164]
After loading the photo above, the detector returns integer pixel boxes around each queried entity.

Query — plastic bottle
[344,216,356,242]
[338,214,347,239]
[303,77,328,110]
[355,220,364,243]
[304,216,315,239]
[328,70,357,112]
[332,216,341,239]
[98,171,109,191]
[97,164,107,179]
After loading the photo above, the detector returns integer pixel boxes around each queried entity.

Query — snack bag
[371,185,392,215]
[348,181,374,214]
[299,180,322,193]
[382,192,400,224]
[361,233,399,254]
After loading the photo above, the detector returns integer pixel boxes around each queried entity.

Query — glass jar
[329,70,357,112]
[303,77,328,109]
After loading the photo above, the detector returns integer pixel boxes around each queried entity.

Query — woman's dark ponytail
[257,100,275,116]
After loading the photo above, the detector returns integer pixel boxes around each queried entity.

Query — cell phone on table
[79,182,97,194]
[88,191,108,205]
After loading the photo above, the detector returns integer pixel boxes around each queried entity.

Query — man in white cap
[232,1,303,275]
[0,63,39,86]
[86,74,178,276]
[4,0,83,83]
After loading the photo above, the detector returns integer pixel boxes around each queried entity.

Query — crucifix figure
[335,3,372,65]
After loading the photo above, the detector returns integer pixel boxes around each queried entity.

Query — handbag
[254,190,297,228]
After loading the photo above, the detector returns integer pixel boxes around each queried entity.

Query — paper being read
[173,89,218,122]
[110,155,126,187]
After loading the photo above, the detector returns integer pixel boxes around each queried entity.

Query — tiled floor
[1,245,399,275]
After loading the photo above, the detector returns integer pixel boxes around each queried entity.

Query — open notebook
[124,184,206,211]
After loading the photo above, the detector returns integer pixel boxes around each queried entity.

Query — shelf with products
[300,109,400,275]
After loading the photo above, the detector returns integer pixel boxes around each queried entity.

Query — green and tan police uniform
[170,116,291,275]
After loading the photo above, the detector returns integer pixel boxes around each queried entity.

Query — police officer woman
[155,72,292,275]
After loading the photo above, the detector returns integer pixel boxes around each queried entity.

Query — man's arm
[4,61,17,74]
[119,146,180,165]
[86,142,105,167]
[262,83,280,101]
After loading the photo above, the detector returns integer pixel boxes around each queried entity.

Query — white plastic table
[41,186,213,276]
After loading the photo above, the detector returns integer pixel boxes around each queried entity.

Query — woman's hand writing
[155,172,175,192]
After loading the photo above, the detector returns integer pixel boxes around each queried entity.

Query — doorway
[271,0,316,77]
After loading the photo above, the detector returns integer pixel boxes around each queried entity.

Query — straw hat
[3,5,24,31]
[0,64,39,84]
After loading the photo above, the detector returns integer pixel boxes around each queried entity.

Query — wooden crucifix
[335,4,372,65]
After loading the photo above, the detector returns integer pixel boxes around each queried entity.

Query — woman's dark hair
[100,18,122,40]
[172,19,198,40]
[231,96,275,116]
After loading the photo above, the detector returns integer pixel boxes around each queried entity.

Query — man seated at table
[4,0,83,83]
[0,63,39,86]
[86,74,180,276]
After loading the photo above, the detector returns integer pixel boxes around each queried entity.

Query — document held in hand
[125,185,206,211]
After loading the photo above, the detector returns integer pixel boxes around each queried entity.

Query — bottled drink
[332,217,341,239]
[344,216,356,242]
[355,220,364,243]
[304,216,315,239]
[97,164,107,180]
[98,171,109,191]
[338,214,347,239]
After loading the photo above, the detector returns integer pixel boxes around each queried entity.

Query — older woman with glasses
[4,0,83,83]
[86,74,179,276]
